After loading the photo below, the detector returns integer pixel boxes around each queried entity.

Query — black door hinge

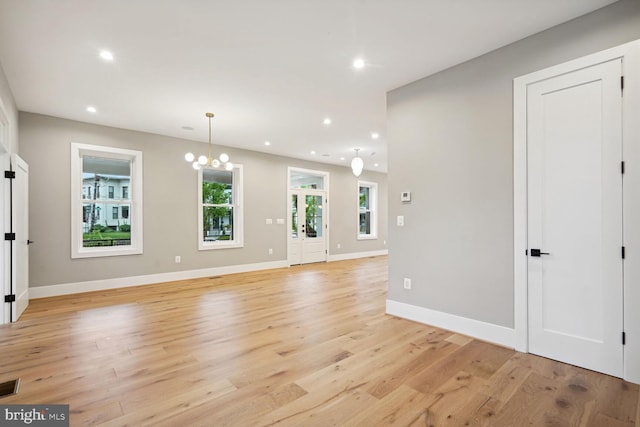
[621,76,624,92]
[621,161,625,174]
[622,332,626,345]
[4,294,15,303]
[622,246,626,259]
[4,170,15,179]
[4,233,15,241]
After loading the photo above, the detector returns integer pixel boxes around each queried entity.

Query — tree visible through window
[198,166,243,249]
[358,181,378,239]
[71,143,143,258]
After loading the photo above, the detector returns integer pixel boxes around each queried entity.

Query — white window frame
[357,180,378,240]
[71,143,143,258]
[198,164,243,250]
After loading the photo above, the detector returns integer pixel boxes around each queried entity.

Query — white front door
[289,190,326,265]
[527,58,623,377]
[12,154,29,321]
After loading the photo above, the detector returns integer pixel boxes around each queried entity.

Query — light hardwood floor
[0,256,638,426]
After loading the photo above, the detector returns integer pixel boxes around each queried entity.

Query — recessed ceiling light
[310,150,316,155]
[353,58,365,69]
[323,118,331,125]
[264,141,271,146]
[99,50,114,61]
[374,163,379,167]
[371,132,379,139]
[340,157,345,161]
[86,106,97,113]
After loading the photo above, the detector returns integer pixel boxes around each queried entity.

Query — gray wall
[387,0,640,328]
[0,62,18,154]
[20,112,387,288]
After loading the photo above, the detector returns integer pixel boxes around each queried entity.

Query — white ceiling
[0,0,618,173]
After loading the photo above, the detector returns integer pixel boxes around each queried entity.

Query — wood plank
[0,256,635,425]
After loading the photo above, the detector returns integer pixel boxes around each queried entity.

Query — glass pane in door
[291,194,298,239]
[305,195,323,238]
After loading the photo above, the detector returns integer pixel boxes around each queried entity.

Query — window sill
[357,235,378,241]
[199,241,244,251]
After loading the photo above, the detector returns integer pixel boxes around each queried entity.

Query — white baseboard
[29,260,289,299]
[327,249,388,262]
[386,299,515,349]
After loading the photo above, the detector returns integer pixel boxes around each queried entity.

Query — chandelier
[351,148,363,177]
[185,112,232,171]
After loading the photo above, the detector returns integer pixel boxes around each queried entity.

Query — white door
[527,59,623,377]
[12,154,29,321]
[289,190,326,265]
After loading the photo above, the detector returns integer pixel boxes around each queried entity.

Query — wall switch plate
[265,218,273,225]
[397,215,404,227]
[337,243,341,249]
[276,218,285,225]
[175,256,181,263]
[268,248,273,255]
[403,278,412,289]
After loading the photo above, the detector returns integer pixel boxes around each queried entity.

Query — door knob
[530,248,549,257]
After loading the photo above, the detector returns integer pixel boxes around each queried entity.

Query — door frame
[0,98,10,325]
[287,167,330,266]
[513,39,640,383]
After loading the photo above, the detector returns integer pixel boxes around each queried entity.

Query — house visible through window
[198,165,243,250]
[358,181,378,239]
[71,143,143,258]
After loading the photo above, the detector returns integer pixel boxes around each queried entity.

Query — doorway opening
[287,167,329,265]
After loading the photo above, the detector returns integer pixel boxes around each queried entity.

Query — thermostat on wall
[401,191,411,202]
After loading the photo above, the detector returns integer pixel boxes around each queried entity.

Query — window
[198,165,243,249]
[71,143,143,258]
[358,181,378,239]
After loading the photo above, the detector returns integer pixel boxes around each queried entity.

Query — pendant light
[185,113,233,171]
[351,148,363,177]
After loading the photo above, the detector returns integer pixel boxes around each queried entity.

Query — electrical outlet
[175,256,181,264]
[337,243,341,249]
[268,248,273,255]
[403,277,411,290]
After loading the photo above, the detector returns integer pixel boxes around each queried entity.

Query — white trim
[514,38,640,383]
[357,180,378,240]
[29,260,289,299]
[386,300,515,349]
[198,164,244,250]
[0,101,9,324]
[327,249,388,262]
[70,143,143,258]
[287,167,330,266]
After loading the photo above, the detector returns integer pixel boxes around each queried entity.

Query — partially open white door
[12,154,29,321]
[527,58,623,377]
